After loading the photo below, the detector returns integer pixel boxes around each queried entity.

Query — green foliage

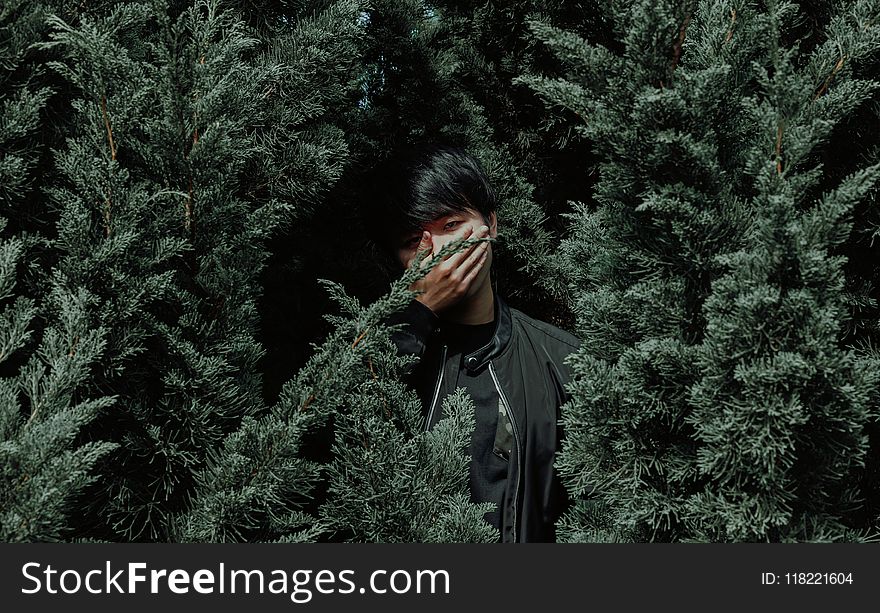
[179,238,497,542]
[0,2,53,209]
[0,0,116,543]
[38,0,362,540]
[523,0,880,541]
[2,0,878,544]
[0,277,118,541]
[319,360,496,543]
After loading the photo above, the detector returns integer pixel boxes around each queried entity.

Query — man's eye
[444,220,459,230]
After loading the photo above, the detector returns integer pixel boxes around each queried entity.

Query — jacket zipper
[424,345,448,431]
[489,361,522,543]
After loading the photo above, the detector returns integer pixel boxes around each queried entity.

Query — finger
[410,231,432,269]
[456,239,489,279]
[441,226,474,263]
[418,231,435,268]
[460,248,489,288]
[446,225,490,270]
[443,225,485,269]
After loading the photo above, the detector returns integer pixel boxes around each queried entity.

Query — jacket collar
[461,292,512,374]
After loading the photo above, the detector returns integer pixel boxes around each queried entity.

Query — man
[366,143,580,543]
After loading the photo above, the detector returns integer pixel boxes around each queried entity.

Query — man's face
[395,208,498,297]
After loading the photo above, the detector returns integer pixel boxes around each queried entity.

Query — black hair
[363,143,497,257]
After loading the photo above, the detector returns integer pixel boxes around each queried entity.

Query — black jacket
[386,293,580,542]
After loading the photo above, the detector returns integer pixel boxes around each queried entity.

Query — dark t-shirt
[438,315,509,538]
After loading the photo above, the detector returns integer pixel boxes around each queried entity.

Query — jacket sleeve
[383,298,439,369]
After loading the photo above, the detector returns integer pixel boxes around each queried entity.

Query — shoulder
[509,307,580,353]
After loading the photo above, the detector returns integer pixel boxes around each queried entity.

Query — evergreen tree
[1,0,116,541]
[179,244,496,542]
[247,0,371,402]
[687,0,880,541]
[315,276,496,542]
[826,1,880,521]
[43,0,361,540]
[521,0,880,541]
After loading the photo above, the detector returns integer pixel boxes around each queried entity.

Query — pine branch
[100,95,117,161]
[813,55,847,100]
[725,8,737,43]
